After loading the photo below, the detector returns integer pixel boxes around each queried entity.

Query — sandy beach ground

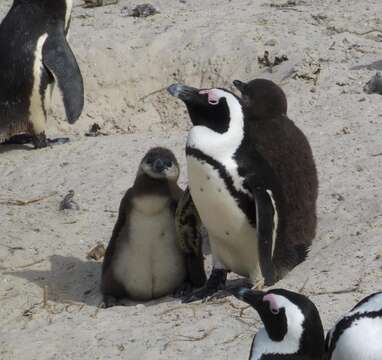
[0,0,381,359]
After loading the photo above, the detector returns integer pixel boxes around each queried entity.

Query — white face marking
[30,33,48,134]
[250,294,305,360]
[187,89,249,195]
[327,292,382,356]
[65,0,73,31]
[113,196,186,300]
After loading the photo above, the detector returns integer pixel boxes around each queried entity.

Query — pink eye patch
[263,294,279,314]
[199,89,221,105]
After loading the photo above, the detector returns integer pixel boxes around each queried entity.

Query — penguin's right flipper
[250,180,277,286]
[42,28,84,124]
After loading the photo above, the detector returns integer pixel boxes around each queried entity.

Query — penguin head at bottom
[139,147,180,181]
[231,287,325,359]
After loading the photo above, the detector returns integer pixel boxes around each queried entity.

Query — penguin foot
[47,137,70,145]
[32,133,48,148]
[181,268,227,303]
[100,295,119,308]
[173,282,193,298]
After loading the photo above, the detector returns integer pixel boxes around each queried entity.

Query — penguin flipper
[251,182,277,285]
[101,189,133,291]
[42,29,84,124]
[175,188,207,287]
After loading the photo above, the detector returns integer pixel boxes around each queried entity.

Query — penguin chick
[325,291,382,360]
[233,79,318,281]
[0,0,84,148]
[231,287,325,360]
[101,147,203,306]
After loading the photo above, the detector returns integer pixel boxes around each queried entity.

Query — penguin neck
[186,95,245,164]
[252,327,303,359]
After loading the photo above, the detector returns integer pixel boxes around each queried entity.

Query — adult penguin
[326,292,382,360]
[168,82,318,302]
[231,287,325,359]
[0,0,84,148]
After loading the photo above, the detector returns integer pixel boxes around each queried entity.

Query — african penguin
[168,83,307,302]
[233,79,318,281]
[101,147,205,307]
[325,291,382,360]
[0,0,83,148]
[231,287,325,360]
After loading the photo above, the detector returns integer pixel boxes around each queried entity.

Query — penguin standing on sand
[326,291,382,360]
[231,287,325,360]
[101,147,205,307]
[168,82,317,302]
[0,0,84,148]
[233,79,318,281]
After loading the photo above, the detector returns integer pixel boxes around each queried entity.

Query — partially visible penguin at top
[0,0,84,149]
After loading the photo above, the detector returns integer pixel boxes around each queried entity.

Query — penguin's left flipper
[43,29,84,124]
[250,180,277,286]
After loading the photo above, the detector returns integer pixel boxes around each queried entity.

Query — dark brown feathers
[236,79,318,279]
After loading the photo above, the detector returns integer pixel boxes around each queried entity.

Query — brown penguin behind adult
[233,78,318,281]
[101,147,205,307]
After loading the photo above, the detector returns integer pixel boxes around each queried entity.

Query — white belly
[187,156,261,281]
[331,317,382,360]
[113,198,186,300]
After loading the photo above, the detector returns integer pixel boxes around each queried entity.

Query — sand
[0,0,381,359]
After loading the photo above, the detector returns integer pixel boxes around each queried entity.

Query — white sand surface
[0,0,381,359]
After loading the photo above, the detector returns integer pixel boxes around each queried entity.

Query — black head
[167,84,243,134]
[231,288,325,358]
[233,78,288,120]
[139,147,179,181]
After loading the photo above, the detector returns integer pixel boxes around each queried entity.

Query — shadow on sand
[5,254,182,308]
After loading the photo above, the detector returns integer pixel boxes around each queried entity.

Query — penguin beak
[229,287,264,307]
[167,84,206,105]
[233,79,247,93]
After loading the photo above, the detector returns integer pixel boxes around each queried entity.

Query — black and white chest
[326,292,382,360]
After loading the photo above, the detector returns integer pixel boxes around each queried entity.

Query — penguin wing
[42,27,84,124]
[102,189,133,274]
[248,177,277,286]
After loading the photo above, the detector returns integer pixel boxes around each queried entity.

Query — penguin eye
[146,157,154,164]
[271,308,280,315]
[165,160,172,167]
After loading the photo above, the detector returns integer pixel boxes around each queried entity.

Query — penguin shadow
[0,143,34,153]
[5,255,102,307]
[350,59,382,71]
[5,255,185,308]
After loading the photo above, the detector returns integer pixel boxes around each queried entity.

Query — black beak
[233,80,247,93]
[167,84,206,105]
[153,158,165,173]
[230,287,264,307]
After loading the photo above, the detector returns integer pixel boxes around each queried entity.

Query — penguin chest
[187,156,260,278]
[331,317,382,360]
[114,196,186,300]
